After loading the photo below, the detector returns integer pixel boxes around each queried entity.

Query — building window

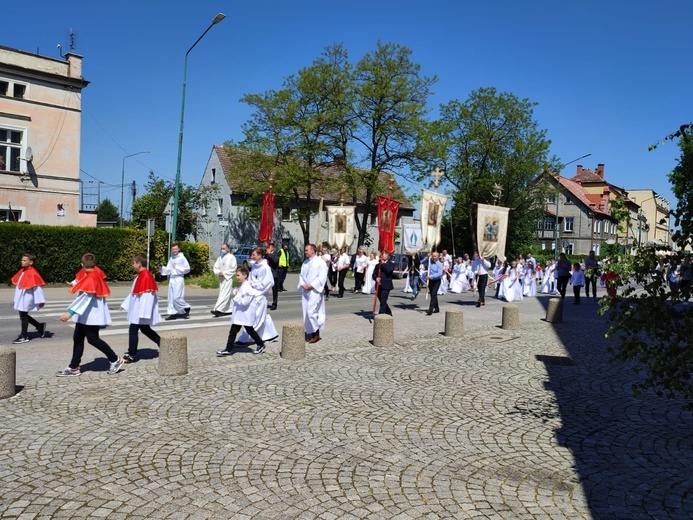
[0,207,22,222]
[0,81,8,96]
[564,217,574,232]
[216,197,223,215]
[211,168,216,185]
[543,218,555,231]
[281,207,291,221]
[565,243,574,254]
[0,127,23,172]
[565,195,572,204]
[595,243,600,255]
[13,83,26,99]
[541,242,546,250]
[201,204,208,217]
[547,194,555,204]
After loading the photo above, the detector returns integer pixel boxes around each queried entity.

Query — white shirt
[337,253,350,270]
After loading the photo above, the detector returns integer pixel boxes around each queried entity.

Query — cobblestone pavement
[1,283,691,519]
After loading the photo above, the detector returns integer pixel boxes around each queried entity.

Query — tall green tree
[351,42,437,246]
[600,127,693,405]
[130,172,211,240]
[415,87,554,255]
[96,198,119,223]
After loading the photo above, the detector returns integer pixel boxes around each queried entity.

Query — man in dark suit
[266,242,280,310]
[373,251,395,316]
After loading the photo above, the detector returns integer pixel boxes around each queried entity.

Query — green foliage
[184,270,219,289]
[130,172,216,241]
[415,87,554,256]
[0,224,208,284]
[599,246,692,404]
[600,131,693,406]
[96,198,119,222]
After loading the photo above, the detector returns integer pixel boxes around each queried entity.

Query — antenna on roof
[69,29,76,52]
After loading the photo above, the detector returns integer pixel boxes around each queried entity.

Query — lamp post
[171,12,226,243]
[553,153,591,257]
[120,150,149,227]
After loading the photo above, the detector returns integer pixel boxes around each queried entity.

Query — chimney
[576,165,583,176]
[65,53,83,80]
[596,163,605,178]
[333,155,345,167]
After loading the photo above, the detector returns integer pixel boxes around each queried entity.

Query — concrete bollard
[444,309,464,337]
[158,332,188,376]
[281,322,306,360]
[546,298,563,323]
[373,314,395,347]
[0,346,17,399]
[501,304,520,330]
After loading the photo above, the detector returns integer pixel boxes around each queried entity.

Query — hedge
[0,223,209,284]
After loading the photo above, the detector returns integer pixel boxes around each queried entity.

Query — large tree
[415,87,554,255]
[130,172,212,240]
[600,127,692,404]
[350,42,436,246]
[96,198,119,223]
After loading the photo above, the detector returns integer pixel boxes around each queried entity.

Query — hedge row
[0,224,209,284]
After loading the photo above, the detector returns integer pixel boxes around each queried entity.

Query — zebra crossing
[2,297,232,337]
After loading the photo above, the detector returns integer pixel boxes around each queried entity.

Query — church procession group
[10,171,590,377]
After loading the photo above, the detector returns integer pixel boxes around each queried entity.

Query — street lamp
[171,12,226,243]
[553,153,591,257]
[121,150,149,227]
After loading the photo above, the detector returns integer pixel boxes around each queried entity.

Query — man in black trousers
[472,253,491,307]
[266,242,280,310]
[426,252,443,315]
[373,251,395,315]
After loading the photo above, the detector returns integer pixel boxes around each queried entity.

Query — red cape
[74,265,106,282]
[133,268,158,295]
[69,268,110,297]
[11,266,46,289]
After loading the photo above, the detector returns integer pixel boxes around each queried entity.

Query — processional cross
[431,167,444,190]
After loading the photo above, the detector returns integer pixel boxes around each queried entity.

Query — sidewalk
[0,280,691,519]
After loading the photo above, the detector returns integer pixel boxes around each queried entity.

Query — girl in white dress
[523,264,537,297]
[541,260,554,294]
[503,261,524,302]
[450,258,470,293]
[364,253,378,294]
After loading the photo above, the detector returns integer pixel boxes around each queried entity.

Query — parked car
[232,246,255,266]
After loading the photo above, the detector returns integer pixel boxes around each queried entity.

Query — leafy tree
[415,87,555,255]
[350,42,436,246]
[600,128,692,405]
[96,198,119,222]
[130,172,213,240]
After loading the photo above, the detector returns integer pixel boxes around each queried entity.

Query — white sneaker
[107,357,125,375]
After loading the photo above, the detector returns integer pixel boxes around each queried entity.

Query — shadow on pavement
[531,292,692,518]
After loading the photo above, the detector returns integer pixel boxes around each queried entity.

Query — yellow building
[627,189,671,246]
[0,45,94,226]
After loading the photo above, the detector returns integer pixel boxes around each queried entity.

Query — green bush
[0,224,209,284]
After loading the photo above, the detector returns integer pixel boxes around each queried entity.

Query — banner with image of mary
[476,203,510,261]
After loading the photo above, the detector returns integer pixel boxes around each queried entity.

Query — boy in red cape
[120,253,161,363]
[56,253,124,377]
[11,253,47,344]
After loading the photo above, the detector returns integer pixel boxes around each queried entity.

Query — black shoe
[425,311,433,316]
[123,353,137,363]
[12,336,29,344]
[336,295,343,298]
[165,314,177,321]
[475,302,481,308]
[268,305,277,311]
[211,310,223,317]
[253,344,266,355]
[184,307,191,317]
[37,322,46,338]
[433,310,439,313]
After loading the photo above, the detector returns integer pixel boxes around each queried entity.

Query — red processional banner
[258,191,275,244]
[377,195,400,254]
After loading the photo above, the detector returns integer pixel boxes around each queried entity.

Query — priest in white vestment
[161,243,191,319]
[212,244,237,316]
[298,243,328,343]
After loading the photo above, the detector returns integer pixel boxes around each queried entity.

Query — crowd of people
[10,241,635,378]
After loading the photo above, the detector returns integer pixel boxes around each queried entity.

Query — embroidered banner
[326,205,356,249]
[476,203,510,261]
[258,191,275,244]
[420,189,450,249]
[377,196,400,253]
[402,223,423,254]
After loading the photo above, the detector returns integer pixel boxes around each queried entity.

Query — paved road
[1,276,691,519]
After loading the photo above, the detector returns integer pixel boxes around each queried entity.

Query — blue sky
[4,1,691,218]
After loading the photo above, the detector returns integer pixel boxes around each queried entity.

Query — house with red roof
[195,145,416,262]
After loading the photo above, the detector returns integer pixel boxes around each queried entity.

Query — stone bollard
[158,332,188,376]
[373,314,394,347]
[546,298,563,323]
[444,309,464,337]
[0,346,17,399]
[501,304,520,330]
[281,322,306,360]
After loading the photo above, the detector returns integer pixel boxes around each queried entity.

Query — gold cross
[431,167,444,189]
